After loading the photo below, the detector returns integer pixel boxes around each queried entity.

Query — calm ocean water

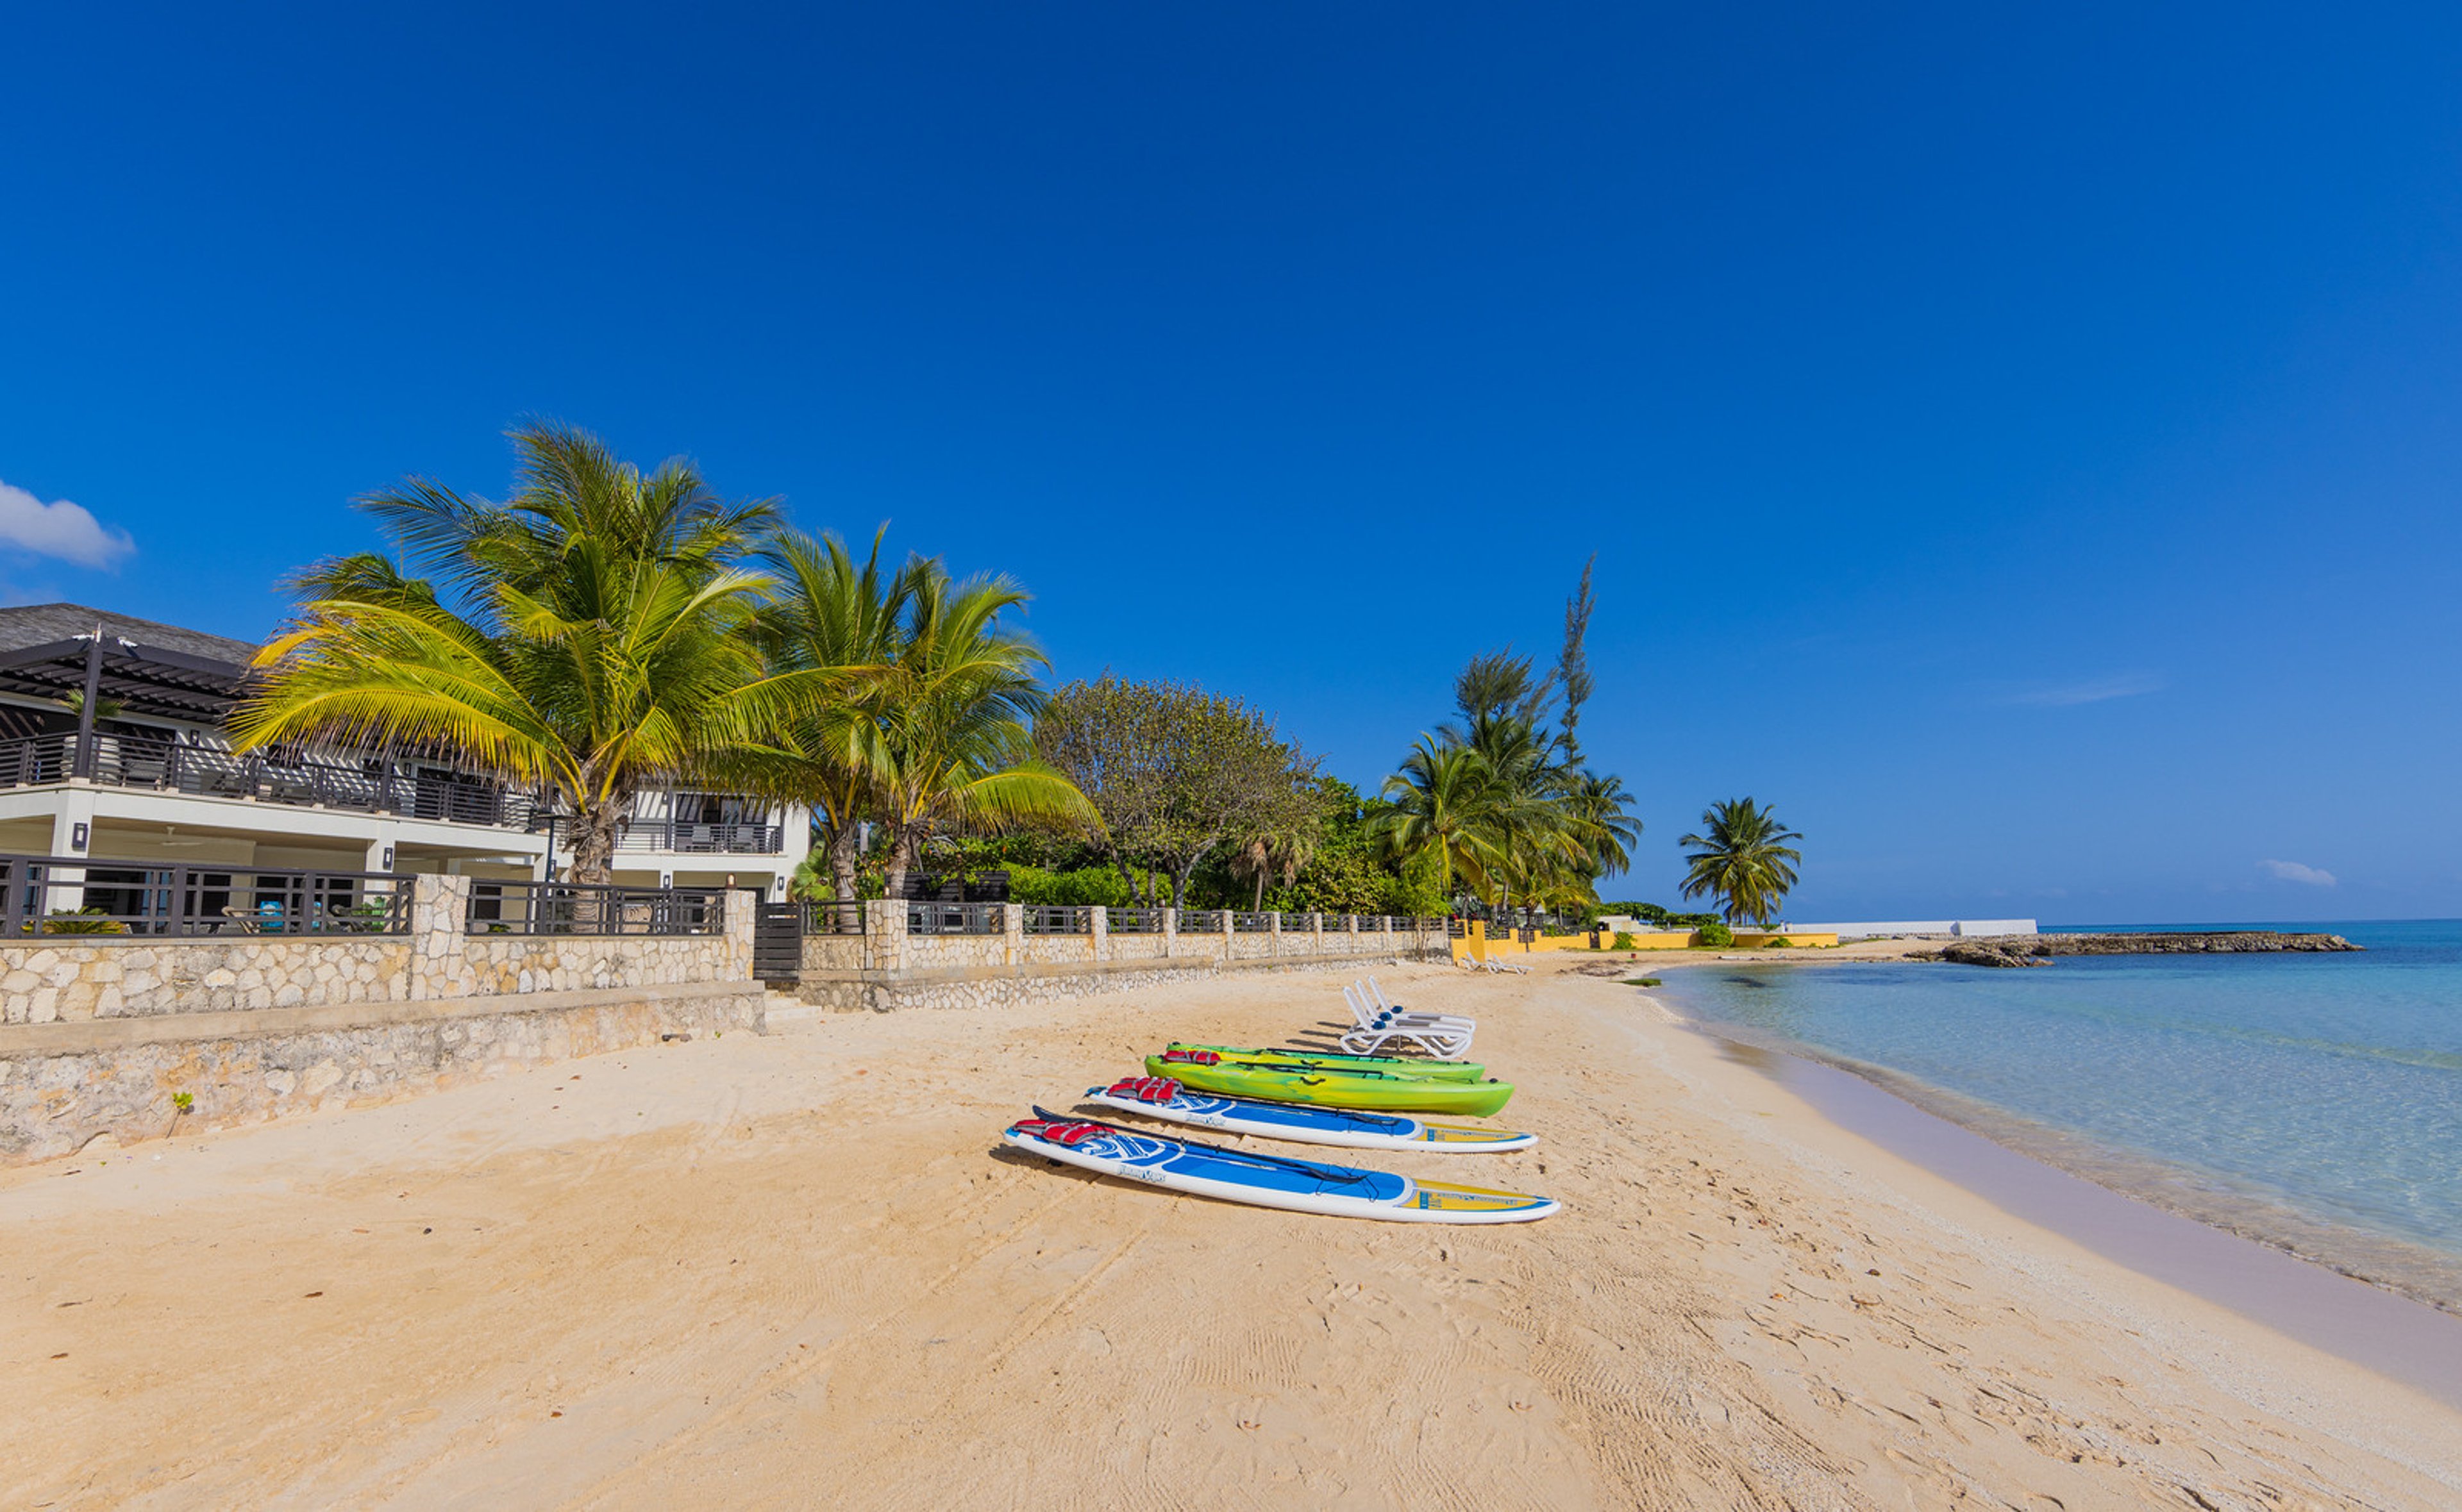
[1656,920,2462,1284]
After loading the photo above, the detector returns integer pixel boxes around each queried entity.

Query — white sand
[4,962,2458,1508]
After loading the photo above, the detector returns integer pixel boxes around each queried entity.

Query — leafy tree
[1034,676,1316,907]
[235,422,827,884]
[1678,798,1804,926]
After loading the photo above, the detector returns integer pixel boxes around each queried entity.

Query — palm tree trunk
[828,822,862,903]
[883,826,917,904]
[570,803,622,888]
[1252,870,1266,911]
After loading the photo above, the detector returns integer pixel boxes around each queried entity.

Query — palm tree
[1231,815,1321,912]
[744,528,915,901]
[1565,770,1643,878]
[866,560,1099,901]
[1678,798,1803,926]
[234,422,832,885]
[1367,738,1502,907]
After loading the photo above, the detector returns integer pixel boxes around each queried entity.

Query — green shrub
[171,1092,194,1113]
[1611,931,1635,951]
[1006,864,1140,908]
[1696,920,1734,948]
[43,908,123,935]
[1764,935,1791,949]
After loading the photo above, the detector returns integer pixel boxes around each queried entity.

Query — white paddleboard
[1004,1110,1559,1224]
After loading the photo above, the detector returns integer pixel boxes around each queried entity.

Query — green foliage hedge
[1006,864,1142,908]
[1695,920,1735,947]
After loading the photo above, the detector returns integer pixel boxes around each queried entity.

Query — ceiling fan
[156,826,208,849]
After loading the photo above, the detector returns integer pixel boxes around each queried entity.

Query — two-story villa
[0,604,810,902]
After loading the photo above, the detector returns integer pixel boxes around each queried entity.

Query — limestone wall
[0,874,749,1026]
[2,939,412,1023]
[0,983,760,1163]
[792,906,1446,1013]
[0,876,760,1163]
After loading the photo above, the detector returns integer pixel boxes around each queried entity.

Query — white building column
[44,788,99,912]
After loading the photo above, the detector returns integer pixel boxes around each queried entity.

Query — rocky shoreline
[1927,931,2363,968]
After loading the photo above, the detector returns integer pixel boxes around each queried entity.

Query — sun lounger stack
[1339,979,1475,1060]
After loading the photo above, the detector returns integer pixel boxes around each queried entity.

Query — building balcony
[610,819,785,855]
[0,733,537,830]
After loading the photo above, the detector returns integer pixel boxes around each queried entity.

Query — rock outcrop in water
[1926,931,2363,968]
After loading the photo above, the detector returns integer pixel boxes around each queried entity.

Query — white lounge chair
[1361,977,1475,1031]
[1350,979,1473,1033]
[1339,986,1475,1059]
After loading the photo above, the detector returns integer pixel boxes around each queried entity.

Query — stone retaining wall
[0,876,750,1026]
[794,952,1432,1014]
[2,938,414,1022]
[0,877,758,1163]
[798,906,1432,988]
[0,982,760,1163]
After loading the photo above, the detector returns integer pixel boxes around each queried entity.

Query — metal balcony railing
[468,882,726,936]
[1021,905,1093,935]
[0,853,412,938]
[612,820,784,854]
[801,899,866,935]
[908,901,1001,935]
[0,733,535,828]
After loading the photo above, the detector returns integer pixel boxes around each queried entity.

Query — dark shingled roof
[0,602,262,669]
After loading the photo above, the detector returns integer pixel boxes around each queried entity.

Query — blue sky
[4,4,2459,922]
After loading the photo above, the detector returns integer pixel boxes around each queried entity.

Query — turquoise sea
[1655,920,2462,1300]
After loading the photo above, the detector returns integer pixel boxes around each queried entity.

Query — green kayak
[1160,1043,1487,1083]
[1148,1050,1516,1117]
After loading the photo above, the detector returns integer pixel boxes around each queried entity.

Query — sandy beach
[7,960,2459,1509]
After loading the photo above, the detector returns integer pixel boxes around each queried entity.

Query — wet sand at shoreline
[4,963,2458,1508]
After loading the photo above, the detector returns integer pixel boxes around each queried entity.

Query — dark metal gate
[753,901,803,984]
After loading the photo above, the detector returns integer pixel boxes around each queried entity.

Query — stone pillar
[1161,907,1178,959]
[409,874,473,1001]
[864,898,908,973]
[1001,902,1024,966]
[1269,911,1284,957]
[1223,909,1238,961]
[1089,905,1109,961]
[1344,913,1360,953]
[722,886,756,982]
[1309,911,1325,954]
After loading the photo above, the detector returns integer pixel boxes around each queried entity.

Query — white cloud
[0,478,135,569]
[2006,672,2166,707]
[2260,858,2337,887]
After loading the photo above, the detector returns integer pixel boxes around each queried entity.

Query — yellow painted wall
[1450,920,1839,958]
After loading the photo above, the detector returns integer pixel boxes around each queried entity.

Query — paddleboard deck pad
[1004,1110,1557,1224]
[1087,1077,1536,1152]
